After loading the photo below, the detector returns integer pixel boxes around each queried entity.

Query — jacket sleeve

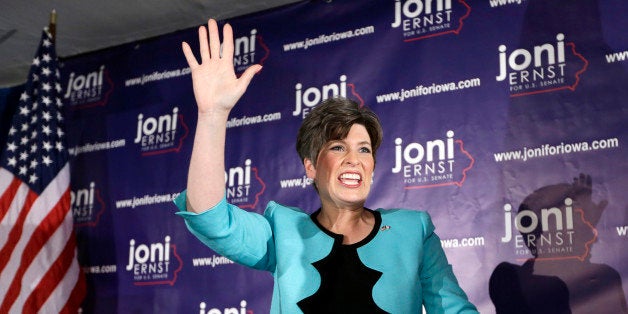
[174,190,276,271]
[418,212,478,314]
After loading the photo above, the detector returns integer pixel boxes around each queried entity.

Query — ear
[304,158,316,179]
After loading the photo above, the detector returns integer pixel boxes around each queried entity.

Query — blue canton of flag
[1,31,66,192]
[0,28,85,313]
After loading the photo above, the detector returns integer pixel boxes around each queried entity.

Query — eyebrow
[329,139,371,146]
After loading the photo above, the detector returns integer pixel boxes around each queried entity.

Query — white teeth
[340,173,361,180]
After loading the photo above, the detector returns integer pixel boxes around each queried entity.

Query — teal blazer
[175,191,478,313]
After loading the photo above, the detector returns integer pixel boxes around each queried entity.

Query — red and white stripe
[0,164,85,313]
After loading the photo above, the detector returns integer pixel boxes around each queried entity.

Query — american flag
[0,28,85,312]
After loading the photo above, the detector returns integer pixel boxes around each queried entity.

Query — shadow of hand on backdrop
[489,174,627,314]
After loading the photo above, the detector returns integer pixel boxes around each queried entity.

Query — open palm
[182,19,261,115]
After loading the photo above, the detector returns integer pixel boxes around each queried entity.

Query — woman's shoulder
[264,201,311,219]
[375,208,435,234]
[376,208,431,221]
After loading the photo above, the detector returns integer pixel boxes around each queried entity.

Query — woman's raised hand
[182,19,262,115]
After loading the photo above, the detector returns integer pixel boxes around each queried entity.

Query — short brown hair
[296,97,383,165]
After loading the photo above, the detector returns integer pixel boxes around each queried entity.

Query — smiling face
[304,124,374,210]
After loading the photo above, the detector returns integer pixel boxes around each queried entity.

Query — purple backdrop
[2,0,626,313]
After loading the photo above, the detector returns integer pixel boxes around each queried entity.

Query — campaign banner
[2,0,625,313]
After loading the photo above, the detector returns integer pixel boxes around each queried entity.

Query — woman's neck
[317,207,375,245]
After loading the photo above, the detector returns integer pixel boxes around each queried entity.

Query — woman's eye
[360,147,372,153]
[330,145,344,151]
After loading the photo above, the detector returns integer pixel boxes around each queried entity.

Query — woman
[175,19,478,313]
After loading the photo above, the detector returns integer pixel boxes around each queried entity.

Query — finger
[208,19,221,59]
[237,64,263,91]
[222,23,234,60]
[198,26,210,63]
[181,42,199,68]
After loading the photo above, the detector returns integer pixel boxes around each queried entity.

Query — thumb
[237,64,263,91]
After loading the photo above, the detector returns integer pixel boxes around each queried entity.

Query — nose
[344,150,360,166]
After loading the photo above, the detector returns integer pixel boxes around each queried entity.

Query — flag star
[57,112,63,121]
[19,106,30,116]
[29,173,39,184]
[56,98,63,107]
[7,142,17,152]
[43,141,52,151]
[41,67,52,76]
[7,157,17,167]
[42,155,53,166]
[2,30,70,191]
